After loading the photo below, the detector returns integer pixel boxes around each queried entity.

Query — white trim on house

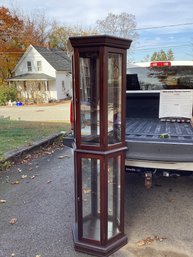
[9,45,72,103]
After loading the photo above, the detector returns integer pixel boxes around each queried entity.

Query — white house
[8,45,72,103]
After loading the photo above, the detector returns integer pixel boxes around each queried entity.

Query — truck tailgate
[125,118,193,162]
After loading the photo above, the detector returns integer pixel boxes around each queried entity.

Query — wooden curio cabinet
[69,35,131,256]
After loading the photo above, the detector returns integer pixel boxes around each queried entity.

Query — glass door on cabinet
[107,53,123,145]
[79,52,100,146]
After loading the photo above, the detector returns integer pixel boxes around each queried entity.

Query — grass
[0,117,70,160]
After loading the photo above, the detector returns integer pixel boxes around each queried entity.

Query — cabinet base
[72,224,128,257]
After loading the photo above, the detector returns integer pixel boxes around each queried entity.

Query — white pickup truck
[64,60,193,183]
[125,61,193,179]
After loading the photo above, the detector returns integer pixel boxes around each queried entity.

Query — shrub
[0,84,18,106]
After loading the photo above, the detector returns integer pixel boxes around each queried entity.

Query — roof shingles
[33,46,71,72]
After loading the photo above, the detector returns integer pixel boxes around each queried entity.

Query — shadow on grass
[0,117,70,159]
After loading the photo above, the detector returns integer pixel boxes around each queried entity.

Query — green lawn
[0,118,70,160]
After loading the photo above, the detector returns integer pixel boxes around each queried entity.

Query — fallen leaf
[9,218,17,225]
[0,199,6,203]
[137,240,146,246]
[168,198,175,203]
[11,180,20,185]
[30,174,38,179]
[36,255,41,257]
[58,155,65,159]
[137,236,167,246]
[17,168,22,173]
[47,180,52,184]
[11,253,15,257]
[45,151,52,155]
[21,159,28,164]
[154,236,167,242]
[137,237,154,246]
[21,175,27,179]
[83,188,91,194]
[58,155,70,159]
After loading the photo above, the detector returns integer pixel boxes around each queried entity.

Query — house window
[38,83,41,91]
[62,80,65,91]
[37,61,42,71]
[27,61,32,72]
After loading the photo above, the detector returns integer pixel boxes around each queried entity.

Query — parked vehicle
[64,61,193,186]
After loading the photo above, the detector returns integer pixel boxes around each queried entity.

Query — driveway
[0,101,71,122]
[0,145,193,257]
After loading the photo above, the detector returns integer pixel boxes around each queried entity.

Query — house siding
[15,47,56,77]
[56,71,72,100]
[11,45,72,103]
[49,81,57,100]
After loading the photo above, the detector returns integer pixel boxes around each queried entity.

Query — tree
[10,6,55,46]
[141,54,150,62]
[151,52,158,61]
[49,25,74,52]
[96,12,138,40]
[23,9,56,45]
[0,6,50,82]
[167,49,175,61]
[150,49,175,61]
[21,16,43,48]
[49,25,98,54]
[0,7,24,81]
[160,49,167,61]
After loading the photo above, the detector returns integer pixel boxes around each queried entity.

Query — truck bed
[125,118,193,162]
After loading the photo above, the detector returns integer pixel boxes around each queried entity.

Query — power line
[134,22,193,31]
[135,43,192,51]
[101,22,193,34]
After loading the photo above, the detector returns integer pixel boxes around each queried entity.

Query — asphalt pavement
[1,145,193,257]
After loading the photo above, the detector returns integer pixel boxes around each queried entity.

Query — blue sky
[1,0,193,62]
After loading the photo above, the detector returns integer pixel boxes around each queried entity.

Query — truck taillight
[150,61,171,67]
[70,100,74,130]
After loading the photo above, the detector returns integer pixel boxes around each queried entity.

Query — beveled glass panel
[79,52,100,146]
[82,158,100,241]
[107,156,121,239]
[107,53,122,145]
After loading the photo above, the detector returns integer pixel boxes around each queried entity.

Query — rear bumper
[125,158,193,171]
[126,140,193,162]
